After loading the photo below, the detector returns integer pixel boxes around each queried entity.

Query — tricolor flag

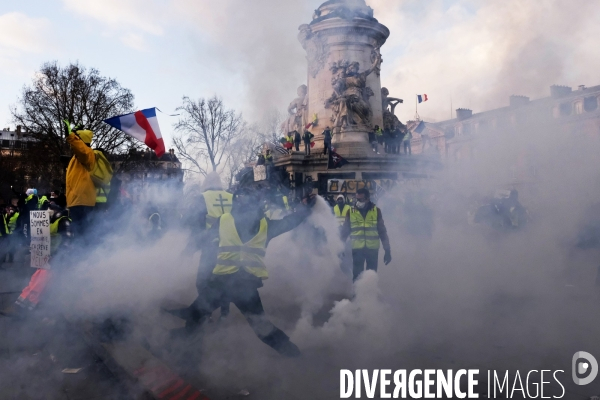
[417,94,428,103]
[104,108,165,157]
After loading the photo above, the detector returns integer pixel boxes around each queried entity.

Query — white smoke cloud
[371,0,600,122]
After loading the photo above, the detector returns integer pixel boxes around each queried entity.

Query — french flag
[104,108,165,157]
[417,94,428,103]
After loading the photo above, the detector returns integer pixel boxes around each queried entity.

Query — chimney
[509,95,530,107]
[456,108,472,120]
[579,85,586,91]
[550,85,572,98]
[16,125,22,134]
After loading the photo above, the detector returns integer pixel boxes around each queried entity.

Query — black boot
[261,329,301,357]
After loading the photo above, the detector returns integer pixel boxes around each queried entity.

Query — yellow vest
[202,190,233,228]
[333,204,351,225]
[96,187,109,203]
[8,212,19,234]
[213,213,269,279]
[50,216,70,254]
[38,196,49,209]
[350,206,380,250]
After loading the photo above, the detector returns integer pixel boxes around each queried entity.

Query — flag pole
[414,95,420,121]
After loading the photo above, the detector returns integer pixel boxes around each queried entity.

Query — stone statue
[281,84,308,134]
[381,87,402,114]
[325,53,381,133]
[381,87,403,132]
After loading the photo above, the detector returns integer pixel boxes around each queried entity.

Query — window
[462,123,472,135]
[575,101,583,114]
[559,102,572,116]
[584,96,598,112]
[454,125,462,136]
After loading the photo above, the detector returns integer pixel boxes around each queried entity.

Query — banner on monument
[30,210,51,269]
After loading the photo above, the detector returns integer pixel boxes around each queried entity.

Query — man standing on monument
[293,130,301,152]
[323,126,333,155]
[341,188,391,281]
[302,130,314,156]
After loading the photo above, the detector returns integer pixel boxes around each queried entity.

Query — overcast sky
[1,0,599,145]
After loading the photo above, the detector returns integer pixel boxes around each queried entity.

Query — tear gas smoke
[37,110,600,399]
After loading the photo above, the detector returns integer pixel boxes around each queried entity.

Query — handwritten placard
[30,210,51,269]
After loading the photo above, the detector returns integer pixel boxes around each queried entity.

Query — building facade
[422,84,600,163]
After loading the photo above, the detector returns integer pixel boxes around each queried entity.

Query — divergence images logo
[572,351,598,385]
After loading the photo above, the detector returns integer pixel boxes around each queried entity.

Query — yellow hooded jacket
[66,131,96,207]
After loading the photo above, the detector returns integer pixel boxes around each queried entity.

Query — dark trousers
[304,142,311,155]
[352,248,379,281]
[294,141,300,151]
[324,141,332,155]
[69,206,94,240]
[188,271,299,356]
[403,141,411,155]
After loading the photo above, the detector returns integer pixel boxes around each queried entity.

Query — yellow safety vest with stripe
[349,206,380,250]
[202,190,233,229]
[333,204,351,225]
[96,187,109,204]
[50,216,70,254]
[38,196,49,209]
[213,213,269,279]
[8,212,19,234]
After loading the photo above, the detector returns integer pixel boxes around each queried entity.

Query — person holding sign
[1,204,72,316]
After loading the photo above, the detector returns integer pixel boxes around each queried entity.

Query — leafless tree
[172,96,243,177]
[11,61,137,186]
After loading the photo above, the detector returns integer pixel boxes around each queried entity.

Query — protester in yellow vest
[7,207,19,234]
[2,204,72,316]
[37,195,49,210]
[168,178,316,357]
[333,194,351,226]
[65,125,96,238]
[197,172,233,230]
[341,188,392,281]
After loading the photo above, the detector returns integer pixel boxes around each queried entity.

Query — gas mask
[355,200,367,209]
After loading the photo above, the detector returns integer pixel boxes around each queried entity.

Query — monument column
[298,0,389,153]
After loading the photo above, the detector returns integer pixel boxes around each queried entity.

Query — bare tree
[11,61,136,186]
[172,96,243,177]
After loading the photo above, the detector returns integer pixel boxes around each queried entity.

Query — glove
[63,119,80,135]
[384,251,392,265]
[63,119,73,135]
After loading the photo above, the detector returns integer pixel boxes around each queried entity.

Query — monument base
[272,148,443,202]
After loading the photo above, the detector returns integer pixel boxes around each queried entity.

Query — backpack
[91,150,113,189]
